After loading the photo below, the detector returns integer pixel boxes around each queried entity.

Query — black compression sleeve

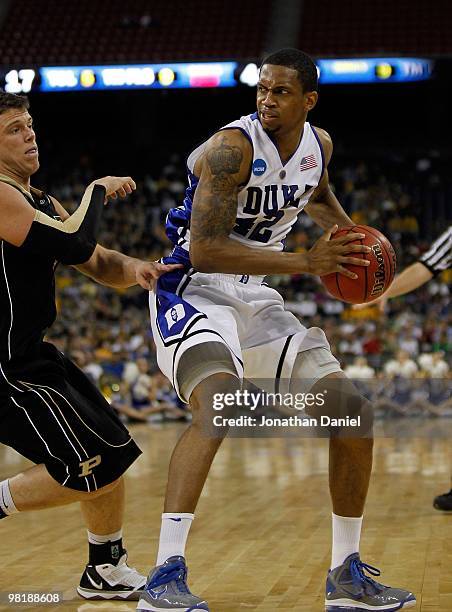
[21,184,106,265]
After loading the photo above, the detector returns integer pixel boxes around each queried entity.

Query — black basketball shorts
[0,342,142,492]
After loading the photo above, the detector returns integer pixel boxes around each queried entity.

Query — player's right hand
[307,224,371,279]
[91,176,136,202]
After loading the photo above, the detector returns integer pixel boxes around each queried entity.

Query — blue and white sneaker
[137,556,209,611]
[325,553,416,610]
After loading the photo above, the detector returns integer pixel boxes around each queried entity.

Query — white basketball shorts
[149,268,341,401]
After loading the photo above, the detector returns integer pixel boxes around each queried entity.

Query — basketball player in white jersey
[138,49,415,611]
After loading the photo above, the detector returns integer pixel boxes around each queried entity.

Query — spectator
[384,350,419,379]
[421,352,449,378]
[344,357,375,379]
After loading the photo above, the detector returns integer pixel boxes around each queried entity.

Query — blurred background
[1,0,449,420]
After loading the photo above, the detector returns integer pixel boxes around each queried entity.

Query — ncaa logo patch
[165,303,186,330]
[252,159,267,176]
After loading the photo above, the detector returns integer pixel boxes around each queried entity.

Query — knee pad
[177,341,239,403]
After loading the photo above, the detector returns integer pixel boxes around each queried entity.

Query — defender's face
[257,64,317,134]
[0,109,39,177]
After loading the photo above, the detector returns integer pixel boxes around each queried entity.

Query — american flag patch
[300,154,317,171]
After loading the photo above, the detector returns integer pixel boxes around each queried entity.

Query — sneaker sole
[325,597,416,611]
[137,598,209,612]
[77,586,142,600]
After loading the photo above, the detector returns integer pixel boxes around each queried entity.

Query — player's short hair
[261,48,318,93]
[0,90,30,115]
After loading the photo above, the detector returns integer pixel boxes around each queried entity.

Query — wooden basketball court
[1,422,451,611]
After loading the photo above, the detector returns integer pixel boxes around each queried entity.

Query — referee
[355,225,451,511]
[0,91,179,598]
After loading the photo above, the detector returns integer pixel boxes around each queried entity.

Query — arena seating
[0,0,270,65]
[1,0,450,66]
[299,0,451,56]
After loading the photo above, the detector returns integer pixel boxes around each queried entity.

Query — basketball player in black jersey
[0,91,180,600]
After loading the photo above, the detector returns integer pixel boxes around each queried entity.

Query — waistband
[195,272,266,286]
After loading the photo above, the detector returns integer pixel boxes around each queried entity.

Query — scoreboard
[0,63,238,93]
[0,58,433,94]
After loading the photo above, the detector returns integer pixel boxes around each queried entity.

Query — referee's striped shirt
[419,225,452,275]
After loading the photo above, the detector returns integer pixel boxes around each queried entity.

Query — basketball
[321,225,396,304]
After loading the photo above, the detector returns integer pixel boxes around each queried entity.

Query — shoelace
[150,560,190,594]
[102,555,145,588]
[350,558,386,594]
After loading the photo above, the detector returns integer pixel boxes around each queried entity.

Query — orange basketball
[321,225,396,304]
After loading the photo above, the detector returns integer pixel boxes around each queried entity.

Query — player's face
[0,109,39,177]
[257,64,318,134]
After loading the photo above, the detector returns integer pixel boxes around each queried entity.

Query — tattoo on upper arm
[191,136,243,241]
[206,138,242,177]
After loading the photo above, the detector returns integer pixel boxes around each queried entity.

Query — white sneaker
[77,552,146,600]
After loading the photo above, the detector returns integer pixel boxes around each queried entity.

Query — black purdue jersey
[0,181,60,362]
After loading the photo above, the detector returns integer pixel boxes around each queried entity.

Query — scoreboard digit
[4,69,36,93]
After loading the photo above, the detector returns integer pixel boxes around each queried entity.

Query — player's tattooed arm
[191,135,243,241]
[190,130,252,269]
[304,128,353,230]
[189,128,365,277]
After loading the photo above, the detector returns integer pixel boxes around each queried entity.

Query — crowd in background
[43,149,451,421]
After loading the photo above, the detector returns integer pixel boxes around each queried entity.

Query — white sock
[331,513,363,570]
[0,479,19,516]
[87,529,123,544]
[156,513,194,566]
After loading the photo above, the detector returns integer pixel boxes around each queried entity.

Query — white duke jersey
[165,112,325,264]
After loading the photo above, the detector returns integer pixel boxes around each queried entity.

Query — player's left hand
[135,261,183,291]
